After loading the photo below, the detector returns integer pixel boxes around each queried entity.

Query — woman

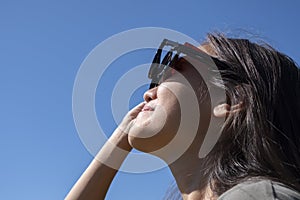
[66,33,300,199]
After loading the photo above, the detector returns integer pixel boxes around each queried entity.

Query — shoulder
[218,180,300,200]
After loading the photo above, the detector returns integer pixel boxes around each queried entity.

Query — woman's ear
[213,102,243,118]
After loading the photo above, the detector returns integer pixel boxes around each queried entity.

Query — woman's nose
[143,87,158,102]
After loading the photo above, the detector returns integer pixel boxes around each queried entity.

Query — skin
[66,48,240,200]
[65,102,144,200]
[129,58,216,199]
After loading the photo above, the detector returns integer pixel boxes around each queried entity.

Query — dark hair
[202,33,300,196]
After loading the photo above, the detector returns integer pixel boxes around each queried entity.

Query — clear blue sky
[1,0,299,199]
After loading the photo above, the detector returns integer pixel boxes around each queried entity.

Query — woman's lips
[141,105,154,112]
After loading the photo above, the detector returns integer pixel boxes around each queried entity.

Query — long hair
[203,33,300,196]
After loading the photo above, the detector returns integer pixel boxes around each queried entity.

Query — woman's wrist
[109,128,132,152]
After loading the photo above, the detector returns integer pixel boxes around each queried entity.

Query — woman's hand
[65,102,145,200]
[117,101,146,136]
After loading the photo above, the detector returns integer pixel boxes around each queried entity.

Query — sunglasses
[148,39,213,89]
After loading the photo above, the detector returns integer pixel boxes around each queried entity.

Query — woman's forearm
[65,129,132,200]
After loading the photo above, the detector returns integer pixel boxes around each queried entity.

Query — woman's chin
[127,133,165,153]
[127,120,167,153]
[134,111,153,126]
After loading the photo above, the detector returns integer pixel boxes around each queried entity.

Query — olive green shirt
[218,180,300,200]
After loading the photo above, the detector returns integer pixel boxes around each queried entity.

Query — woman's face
[128,58,210,153]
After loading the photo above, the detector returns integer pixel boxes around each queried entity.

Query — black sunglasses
[148,39,212,89]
